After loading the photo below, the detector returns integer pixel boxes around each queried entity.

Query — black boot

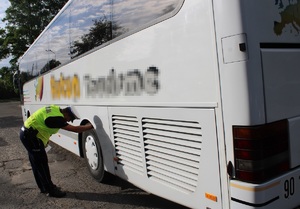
[40,185,61,194]
[48,186,66,198]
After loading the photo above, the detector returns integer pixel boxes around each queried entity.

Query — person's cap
[66,106,79,122]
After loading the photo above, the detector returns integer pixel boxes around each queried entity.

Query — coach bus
[17,0,300,208]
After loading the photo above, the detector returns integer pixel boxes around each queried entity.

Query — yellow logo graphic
[50,74,80,99]
[35,76,44,101]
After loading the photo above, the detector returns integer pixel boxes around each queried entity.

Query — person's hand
[85,123,93,130]
[62,123,94,133]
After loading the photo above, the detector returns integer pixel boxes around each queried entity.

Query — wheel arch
[78,119,93,158]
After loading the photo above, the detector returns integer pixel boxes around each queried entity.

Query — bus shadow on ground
[67,190,188,209]
[64,174,187,208]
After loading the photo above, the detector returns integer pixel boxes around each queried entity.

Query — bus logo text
[84,67,160,97]
[50,74,80,99]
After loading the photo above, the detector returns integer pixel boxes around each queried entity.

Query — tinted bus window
[47,5,71,70]
[112,0,180,37]
[69,0,112,59]
[19,0,182,77]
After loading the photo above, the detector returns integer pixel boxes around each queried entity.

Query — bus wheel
[82,129,111,183]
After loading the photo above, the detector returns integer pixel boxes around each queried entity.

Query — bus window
[69,0,112,59]
[112,0,181,37]
[47,5,71,69]
[19,33,48,76]
[35,34,50,75]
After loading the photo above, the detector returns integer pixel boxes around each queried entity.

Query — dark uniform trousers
[20,126,54,192]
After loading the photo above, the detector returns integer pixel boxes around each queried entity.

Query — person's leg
[29,148,56,191]
[20,129,65,197]
[20,129,52,192]
[28,154,47,192]
[28,140,66,197]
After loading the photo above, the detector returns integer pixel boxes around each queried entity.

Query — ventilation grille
[112,115,143,174]
[142,118,202,194]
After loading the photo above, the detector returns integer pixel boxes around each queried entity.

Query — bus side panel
[108,107,222,209]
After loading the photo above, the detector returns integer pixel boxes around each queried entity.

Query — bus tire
[82,129,111,183]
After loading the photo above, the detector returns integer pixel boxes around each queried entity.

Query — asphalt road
[0,101,188,209]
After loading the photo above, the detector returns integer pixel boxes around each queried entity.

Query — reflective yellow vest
[24,105,63,146]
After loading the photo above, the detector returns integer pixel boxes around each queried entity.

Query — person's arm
[61,123,93,133]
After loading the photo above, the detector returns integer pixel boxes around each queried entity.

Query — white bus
[18,0,300,208]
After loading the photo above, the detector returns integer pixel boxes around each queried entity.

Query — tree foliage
[1,0,68,65]
[0,67,17,99]
[0,0,68,99]
[70,17,113,59]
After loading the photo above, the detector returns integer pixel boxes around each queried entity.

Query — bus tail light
[233,119,290,183]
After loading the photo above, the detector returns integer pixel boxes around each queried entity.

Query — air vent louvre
[112,115,143,174]
[143,118,202,193]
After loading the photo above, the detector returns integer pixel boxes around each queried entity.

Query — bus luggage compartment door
[108,107,223,209]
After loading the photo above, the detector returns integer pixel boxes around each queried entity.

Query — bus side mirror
[13,71,20,90]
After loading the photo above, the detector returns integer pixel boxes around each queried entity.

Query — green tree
[70,17,113,59]
[0,0,68,66]
[0,67,18,99]
[40,59,61,74]
[0,0,68,100]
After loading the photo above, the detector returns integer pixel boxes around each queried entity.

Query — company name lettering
[84,67,159,97]
[50,74,80,99]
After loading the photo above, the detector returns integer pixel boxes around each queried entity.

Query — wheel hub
[85,135,99,170]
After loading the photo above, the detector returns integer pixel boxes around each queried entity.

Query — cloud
[0,0,11,68]
[0,0,10,25]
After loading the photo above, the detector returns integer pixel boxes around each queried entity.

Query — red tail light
[233,119,290,183]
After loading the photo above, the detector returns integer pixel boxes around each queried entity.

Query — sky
[0,0,11,68]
